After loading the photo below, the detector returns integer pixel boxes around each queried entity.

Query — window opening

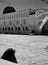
[3,28,4,31]
[18,27,20,30]
[11,27,13,31]
[26,26,28,30]
[8,27,10,31]
[31,30,35,33]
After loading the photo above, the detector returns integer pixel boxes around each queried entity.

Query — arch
[3,6,16,14]
[42,20,48,35]
[1,48,18,63]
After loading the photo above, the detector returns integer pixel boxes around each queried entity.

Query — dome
[3,6,16,14]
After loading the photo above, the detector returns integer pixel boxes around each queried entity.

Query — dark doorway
[42,20,48,35]
[1,48,18,63]
[3,6,16,14]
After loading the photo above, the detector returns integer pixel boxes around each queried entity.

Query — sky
[0,0,48,13]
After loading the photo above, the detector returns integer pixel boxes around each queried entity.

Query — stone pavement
[0,34,48,65]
